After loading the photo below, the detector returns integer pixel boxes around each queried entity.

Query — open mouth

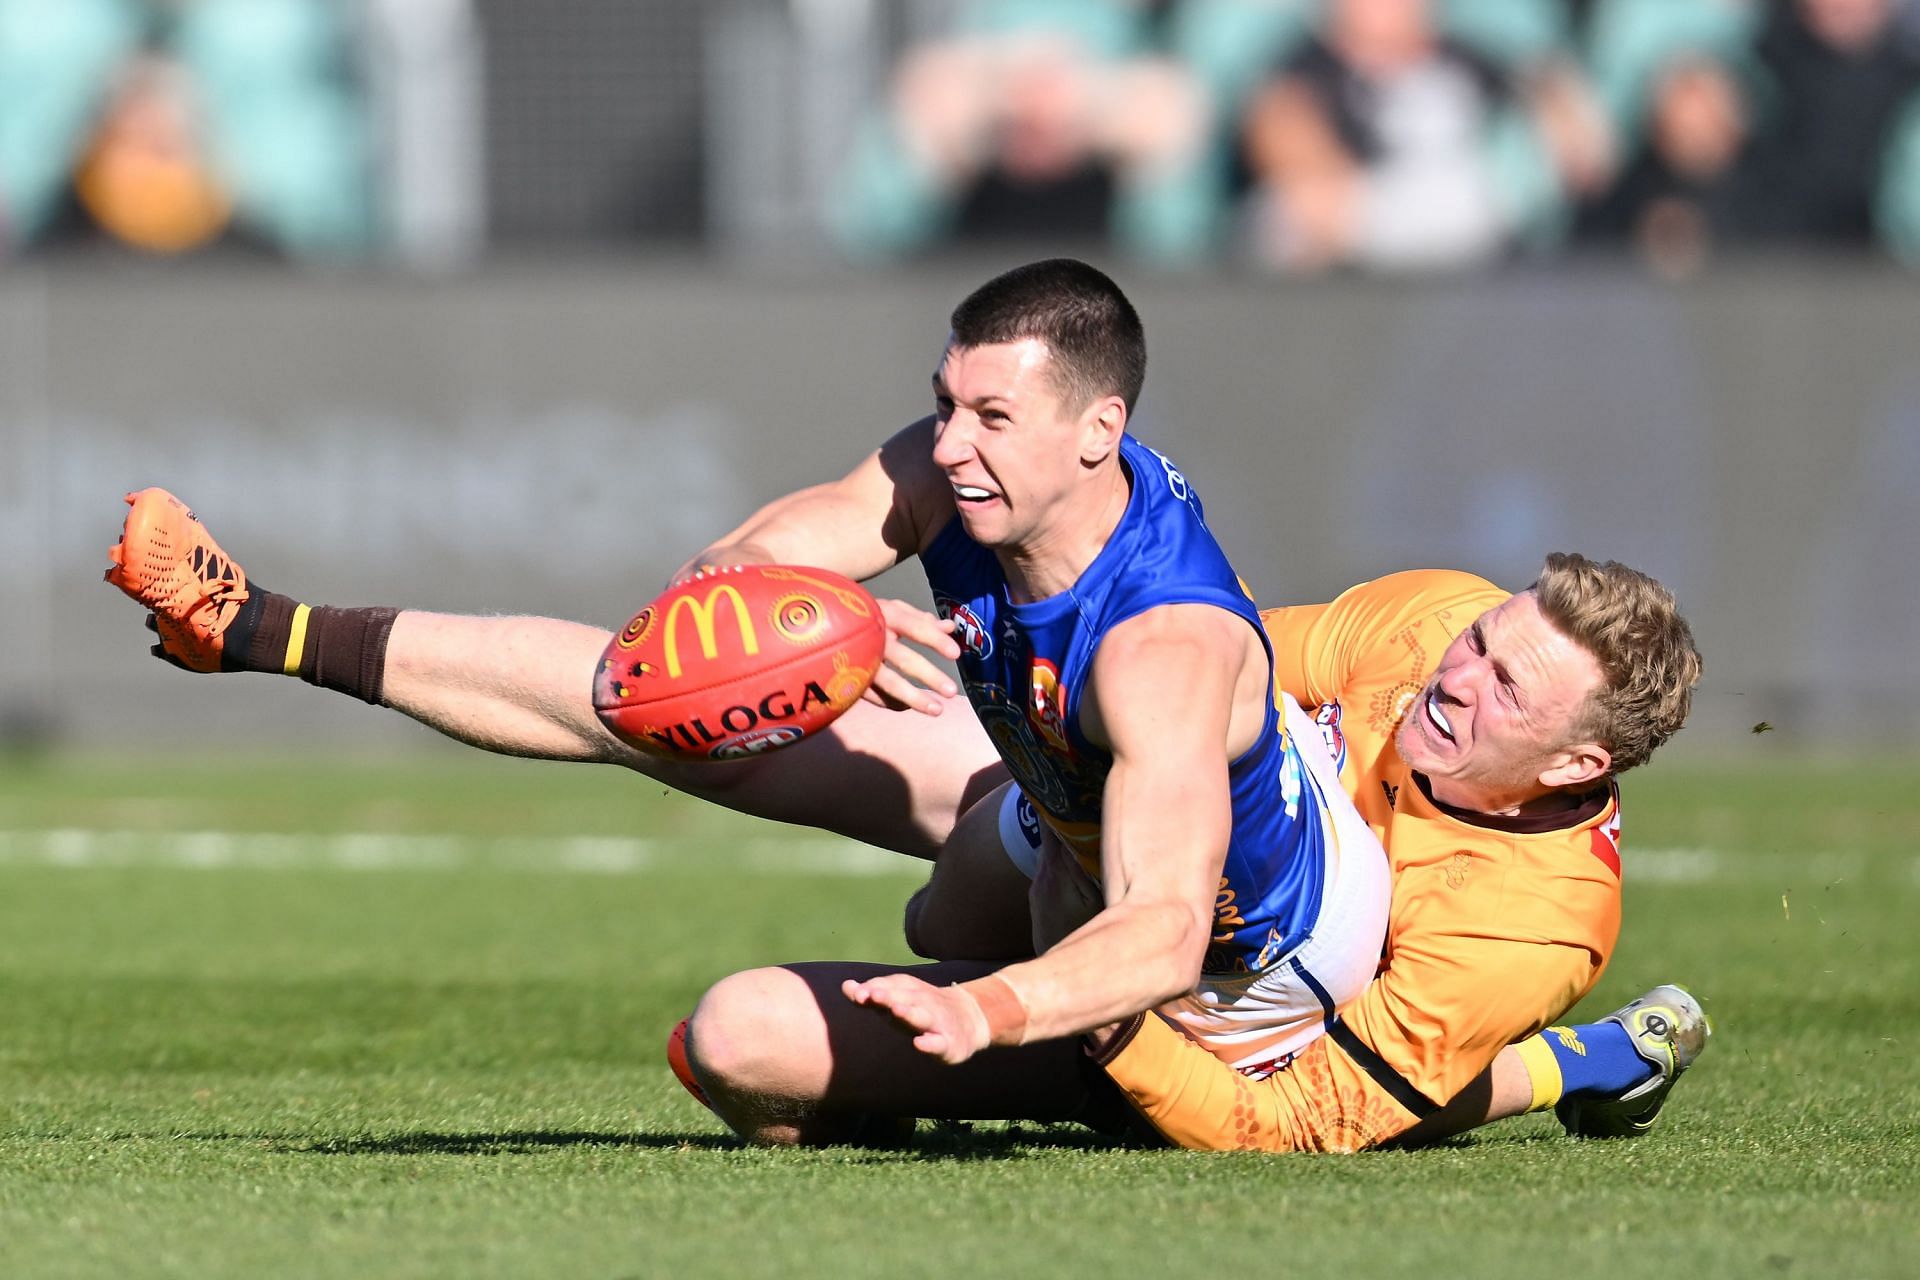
[1423,691,1456,743]
[952,484,998,505]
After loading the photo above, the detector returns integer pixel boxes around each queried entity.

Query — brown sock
[226,589,399,704]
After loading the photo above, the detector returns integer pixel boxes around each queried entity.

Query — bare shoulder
[873,416,955,551]
[1083,604,1253,751]
[1099,603,1247,663]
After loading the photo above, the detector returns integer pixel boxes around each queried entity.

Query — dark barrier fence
[3,261,1914,751]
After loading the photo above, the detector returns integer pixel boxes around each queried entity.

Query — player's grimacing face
[930,338,1084,548]
[1394,592,1606,813]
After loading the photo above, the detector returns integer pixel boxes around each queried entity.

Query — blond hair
[1530,552,1702,774]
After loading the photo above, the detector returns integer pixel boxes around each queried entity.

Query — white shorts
[998,693,1390,1075]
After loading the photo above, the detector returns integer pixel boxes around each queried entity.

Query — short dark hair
[948,259,1147,414]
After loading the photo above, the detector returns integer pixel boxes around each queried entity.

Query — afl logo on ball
[710,725,806,759]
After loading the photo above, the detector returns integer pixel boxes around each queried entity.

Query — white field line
[0,828,917,877]
[0,830,1912,885]
[1622,847,1876,885]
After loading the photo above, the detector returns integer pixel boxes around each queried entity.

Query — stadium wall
[3,262,1913,752]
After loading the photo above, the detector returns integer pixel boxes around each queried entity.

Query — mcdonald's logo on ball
[593,565,885,761]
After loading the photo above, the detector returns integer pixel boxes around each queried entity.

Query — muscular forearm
[968,898,1207,1044]
[381,611,638,763]
[676,475,907,587]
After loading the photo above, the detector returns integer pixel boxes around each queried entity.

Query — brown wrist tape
[962,974,1030,1048]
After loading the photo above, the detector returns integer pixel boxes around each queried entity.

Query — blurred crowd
[833,0,1920,274]
[5,0,1919,274]
[0,0,371,260]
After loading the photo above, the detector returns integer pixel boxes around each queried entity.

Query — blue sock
[1540,1021,1655,1098]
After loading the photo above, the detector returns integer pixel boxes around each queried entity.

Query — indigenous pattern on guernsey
[1091,570,1629,1151]
[922,433,1327,975]
[1261,571,1626,1116]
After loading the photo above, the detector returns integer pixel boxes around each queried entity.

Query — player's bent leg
[654,699,1008,862]
[108,492,1007,862]
[1091,1012,1410,1153]
[398,612,1013,859]
[903,780,1039,959]
[681,959,1096,1145]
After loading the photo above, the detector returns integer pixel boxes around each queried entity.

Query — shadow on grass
[1391,1128,1565,1154]
[286,1122,1124,1161]
[291,1130,738,1155]
[16,1130,731,1154]
[897,1121,1130,1160]
[48,1123,1539,1161]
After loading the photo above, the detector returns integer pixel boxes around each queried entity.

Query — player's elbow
[1132,899,1214,1005]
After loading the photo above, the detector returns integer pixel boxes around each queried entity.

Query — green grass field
[2,751,1916,1278]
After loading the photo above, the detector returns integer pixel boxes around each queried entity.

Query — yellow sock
[282,603,312,676]
[1514,1031,1567,1113]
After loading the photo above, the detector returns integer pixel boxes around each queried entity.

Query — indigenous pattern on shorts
[921,433,1328,972]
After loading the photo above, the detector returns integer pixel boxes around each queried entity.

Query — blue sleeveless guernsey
[922,433,1327,974]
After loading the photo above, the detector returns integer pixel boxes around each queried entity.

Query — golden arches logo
[662,584,761,678]
[614,607,656,650]
[771,592,828,645]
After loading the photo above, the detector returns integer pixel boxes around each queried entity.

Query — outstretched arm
[679,417,946,581]
[680,417,964,713]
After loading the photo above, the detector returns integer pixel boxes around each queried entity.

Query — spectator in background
[0,0,372,260]
[1236,0,1612,273]
[67,53,233,255]
[1577,0,1756,274]
[826,0,1215,264]
[1728,0,1920,250]
[1581,0,1920,271]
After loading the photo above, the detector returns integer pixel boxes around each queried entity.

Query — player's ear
[1538,741,1611,792]
[1080,396,1126,464]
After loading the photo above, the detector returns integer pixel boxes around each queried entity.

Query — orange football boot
[104,487,250,673]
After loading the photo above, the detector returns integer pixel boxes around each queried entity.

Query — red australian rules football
[592,565,886,760]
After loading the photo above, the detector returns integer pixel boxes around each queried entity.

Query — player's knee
[684,966,820,1098]
[900,883,977,960]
